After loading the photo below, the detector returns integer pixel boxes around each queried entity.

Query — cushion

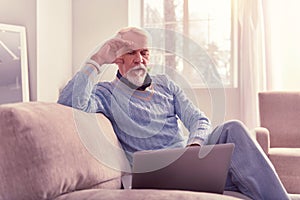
[54,189,245,200]
[259,92,300,148]
[0,102,123,200]
[269,148,300,194]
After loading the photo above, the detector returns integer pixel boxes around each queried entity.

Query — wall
[37,0,72,101]
[72,0,129,73]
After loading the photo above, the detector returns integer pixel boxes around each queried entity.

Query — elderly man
[58,27,290,200]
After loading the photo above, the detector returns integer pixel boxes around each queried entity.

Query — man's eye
[141,51,149,56]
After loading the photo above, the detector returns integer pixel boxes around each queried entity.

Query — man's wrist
[86,59,101,74]
[187,143,201,147]
[187,137,204,147]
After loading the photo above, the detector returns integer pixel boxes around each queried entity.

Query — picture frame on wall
[0,23,29,104]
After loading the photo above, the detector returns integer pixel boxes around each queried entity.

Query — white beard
[124,65,147,87]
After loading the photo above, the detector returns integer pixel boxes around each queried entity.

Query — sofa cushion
[259,92,300,148]
[55,189,245,200]
[269,148,300,194]
[0,102,123,200]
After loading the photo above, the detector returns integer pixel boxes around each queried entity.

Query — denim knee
[222,120,248,136]
[211,120,250,144]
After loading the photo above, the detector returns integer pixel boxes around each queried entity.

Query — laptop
[131,143,234,194]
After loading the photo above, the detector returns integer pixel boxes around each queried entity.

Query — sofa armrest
[254,127,270,155]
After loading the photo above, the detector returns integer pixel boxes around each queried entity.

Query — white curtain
[262,0,300,91]
[238,0,267,129]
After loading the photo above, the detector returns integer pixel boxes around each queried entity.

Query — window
[130,0,237,88]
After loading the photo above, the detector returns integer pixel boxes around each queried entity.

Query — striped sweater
[58,65,211,163]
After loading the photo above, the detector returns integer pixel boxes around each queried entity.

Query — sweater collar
[116,70,152,91]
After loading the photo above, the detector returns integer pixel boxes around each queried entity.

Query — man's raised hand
[90,38,132,65]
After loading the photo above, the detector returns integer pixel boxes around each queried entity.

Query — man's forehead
[115,27,151,57]
[118,28,149,46]
[126,48,149,53]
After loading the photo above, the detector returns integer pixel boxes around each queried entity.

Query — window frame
[128,0,238,88]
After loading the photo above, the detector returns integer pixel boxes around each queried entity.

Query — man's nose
[134,53,143,63]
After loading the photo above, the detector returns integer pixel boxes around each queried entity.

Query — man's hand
[90,38,132,65]
[186,143,201,147]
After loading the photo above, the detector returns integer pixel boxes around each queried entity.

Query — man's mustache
[126,65,147,75]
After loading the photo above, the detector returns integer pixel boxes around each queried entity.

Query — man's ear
[114,57,124,65]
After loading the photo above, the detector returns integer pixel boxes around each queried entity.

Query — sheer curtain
[238,0,267,129]
[263,0,300,91]
[238,0,300,128]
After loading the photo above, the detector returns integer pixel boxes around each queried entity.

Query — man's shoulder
[151,74,181,93]
[95,81,115,92]
[151,74,170,83]
[151,74,175,93]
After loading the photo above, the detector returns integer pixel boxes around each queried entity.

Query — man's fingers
[109,38,132,51]
[91,38,133,65]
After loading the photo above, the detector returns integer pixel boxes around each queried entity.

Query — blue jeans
[208,120,290,200]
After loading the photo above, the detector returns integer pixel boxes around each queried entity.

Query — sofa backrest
[258,91,300,148]
[0,102,128,200]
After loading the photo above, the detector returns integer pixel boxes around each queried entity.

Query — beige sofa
[255,91,300,194]
[0,101,253,200]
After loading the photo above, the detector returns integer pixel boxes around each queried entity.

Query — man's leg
[208,120,289,200]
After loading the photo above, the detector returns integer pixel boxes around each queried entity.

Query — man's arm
[57,64,101,112]
[166,77,211,146]
[58,38,132,112]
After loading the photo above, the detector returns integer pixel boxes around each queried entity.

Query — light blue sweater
[58,65,211,163]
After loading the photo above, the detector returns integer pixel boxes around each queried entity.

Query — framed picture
[0,23,29,104]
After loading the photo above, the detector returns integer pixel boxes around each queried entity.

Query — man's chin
[125,73,147,87]
[132,70,147,79]
[124,65,148,87]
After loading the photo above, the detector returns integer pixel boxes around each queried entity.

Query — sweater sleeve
[57,65,106,113]
[165,76,211,146]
